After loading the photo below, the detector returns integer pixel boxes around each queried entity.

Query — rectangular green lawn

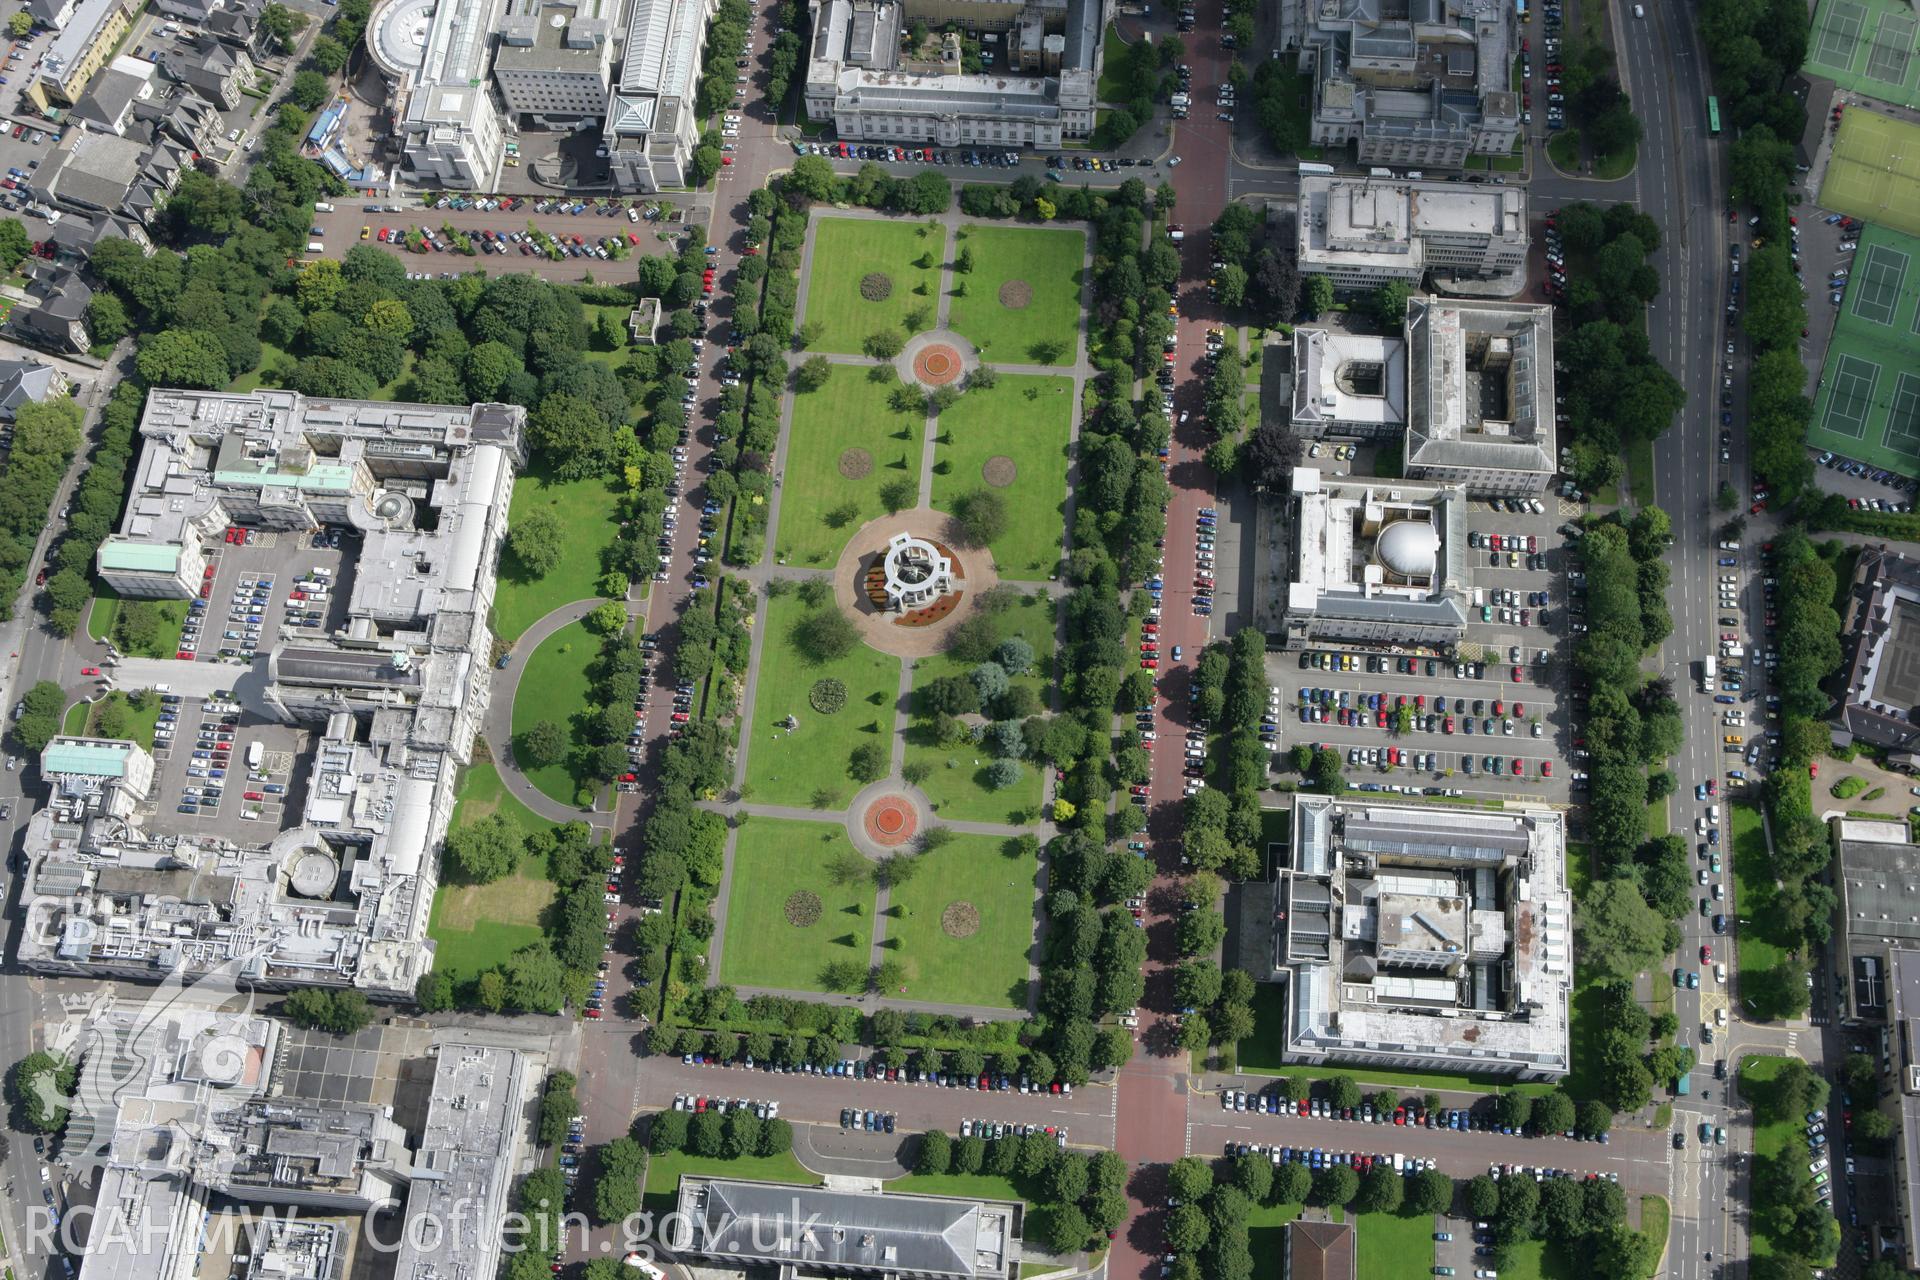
[883,833,1038,1008]
[428,764,556,984]
[802,217,945,355]
[496,465,624,644]
[86,592,188,657]
[719,818,877,992]
[930,374,1074,581]
[947,225,1085,366]
[744,593,902,808]
[904,593,1054,823]
[1354,1211,1436,1280]
[508,619,603,806]
[641,1147,815,1218]
[777,363,926,567]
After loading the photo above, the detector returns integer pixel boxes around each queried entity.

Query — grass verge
[509,620,602,807]
[717,817,878,993]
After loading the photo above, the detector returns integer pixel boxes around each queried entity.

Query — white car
[1839,242,1857,252]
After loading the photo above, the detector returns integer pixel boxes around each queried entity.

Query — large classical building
[1290,327,1407,441]
[673,1178,1023,1280]
[1269,796,1573,1080]
[1836,544,1920,752]
[18,389,524,1000]
[1297,173,1529,290]
[803,0,1110,148]
[605,0,722,192]
[1291,0,1522,168]
[1281,466,1471,648]
[1403,296,1555,495]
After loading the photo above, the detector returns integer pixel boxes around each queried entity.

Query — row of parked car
[959,1119,1071,1146]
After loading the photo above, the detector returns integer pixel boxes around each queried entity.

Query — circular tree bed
[810,678,848,714]
[785,891,823,927]
[982,455,1017,488]
[839,448,873,480]
[863,795,919,847]
[914,343,963,386]
[997,280,1033,309]
[860,272,894,301]
[941,901,981,938]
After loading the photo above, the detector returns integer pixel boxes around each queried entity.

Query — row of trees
[1745,1059,1842,1267]
[1205,201,1309,329]
[1743,531,1848,1020]
[0,395,85,632]
[1550,203,1687,494]
[284,988,375,1034]
[1557,36,1643,163]
[37,380,136,639]
[916,1131,1129,1255]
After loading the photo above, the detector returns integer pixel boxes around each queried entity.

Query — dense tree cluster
[763,0,805,105]
[6,1050,77,1134]
[1744,1059,1841,1266]
[1206,202,1300,328]
[500,1166,569,1280]
[915,1131,1127,1253]
[1545,204,1686,492]
[648,1102,792,1162]
[4,395,91,635]
[536,1071,579,1146]
[283,988,375,1034]
[1735,531,1846,1019]
[11,680,65,754]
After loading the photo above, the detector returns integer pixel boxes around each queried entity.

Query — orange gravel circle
[914,344,963,386]
[863,795,918,847]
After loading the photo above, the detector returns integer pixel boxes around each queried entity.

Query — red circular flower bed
[863,795,918,847]
[914,344,963,386]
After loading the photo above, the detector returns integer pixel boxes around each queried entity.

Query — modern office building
[1297,173,1529,290]
[1884,947,1920,1263]
[494,0,617,127]
[604,0,720,192]
[1270,796,1573,1080]
[802,0,1110,149]
[1836,544,1920,752]
[1833,817,1920,1024]
[1290,328,1408,441]
[30,0,139,107]
[1293,0,1522,168]
[367,0,507,191]
[65,1003,532,1280]
[1281,466,1471,648]
[1403,296,1555,495]
[20,388,524,999]
[673,1178,1023,1280]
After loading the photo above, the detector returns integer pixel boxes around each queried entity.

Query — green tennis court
[1820,109,1920,237]
[1807,224,1920,475]
[1808,0,1920,110]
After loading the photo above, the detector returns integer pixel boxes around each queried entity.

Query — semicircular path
[483,599,618,828]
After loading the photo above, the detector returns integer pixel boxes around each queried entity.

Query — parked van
[306,241,325,253]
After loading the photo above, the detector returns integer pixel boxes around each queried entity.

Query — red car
[80,666,99,676]
[1443,717,1454,734]
[1541,761,1552,777]
[1511,666,1523,681]
[1706,778,1716,795]
[671,711,690,722]
[34,568,45,585]
[243,791,264,801]
[1141,658,1158,669]
[177,650,196,660]
[584,1008,602,1019]
[1700,945,1713,963]
[1511,759,1522,776]
[1809,761,1818,778]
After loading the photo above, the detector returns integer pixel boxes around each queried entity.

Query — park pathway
[483,598,620,828]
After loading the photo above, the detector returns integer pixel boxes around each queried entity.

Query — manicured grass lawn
[496,464,624,644]
[1247,1201,1302,1280]
[86,592,188,658]
[776,363,926,567]
[1355,1211,1435,1280]
[509,620,603,807]
[803,217,945,355]
[930,374,1074,581]
[903,593,1053,822]
[641,1146,815,1217]
[1730,802,1791,1016]
[947,225,1084,366]
[744,592,902,808]
[583,304,639,373]
[884,833,1038,1008]
[428,763,556,984]
[718,818,877,992]
[61,691,162,749]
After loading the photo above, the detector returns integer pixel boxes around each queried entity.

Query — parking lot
[1266,494,1577,804]
[181,525,351,664]
[310,199,689,284]
[148,691,305,839]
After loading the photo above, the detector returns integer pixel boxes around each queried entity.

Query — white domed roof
[1376,520,1439,579]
